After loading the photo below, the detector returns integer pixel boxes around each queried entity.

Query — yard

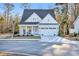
[13,36,41,39]
[0,33,41,40]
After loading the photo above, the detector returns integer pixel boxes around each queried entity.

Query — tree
[55,3,69,36]
[54,7,62,24]
[0,16,4,33]
[75,3,79,17]
[14,14,20,33]
[21,3,31,9]
[3,3,14,32]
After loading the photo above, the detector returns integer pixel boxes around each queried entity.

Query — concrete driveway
[0,40,79,56]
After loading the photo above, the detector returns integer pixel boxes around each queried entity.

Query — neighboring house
[19,9,59,36]
[69,16,79,34]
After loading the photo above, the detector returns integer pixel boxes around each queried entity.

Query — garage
[39,24,59,36]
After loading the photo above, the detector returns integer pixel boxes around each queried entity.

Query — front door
[23,29,26,35]
[27,26,32,35]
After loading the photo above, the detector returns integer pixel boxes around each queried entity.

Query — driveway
[0,40,79,56]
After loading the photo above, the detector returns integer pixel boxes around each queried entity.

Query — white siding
[39,14,59,36]
[73,16,79,33]
[25,12,41,22]
[40,14,58,24]
[19,13,59,36]
[19,26,24,36]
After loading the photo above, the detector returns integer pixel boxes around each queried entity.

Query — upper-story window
[48,19,50,22]
[33,18,36,21]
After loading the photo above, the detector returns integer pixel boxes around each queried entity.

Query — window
[49,28,52,29]
[27,26,32,32]
[52,28,56,29]
[33,26,38,31]
[33,18,36,22]
[48,19,50,22]
[41,28,45,29]
[40,27,56,29]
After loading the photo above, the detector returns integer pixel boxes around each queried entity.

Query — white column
[31,26,34,35]
[19,26,23,36]
[25,26,27,35]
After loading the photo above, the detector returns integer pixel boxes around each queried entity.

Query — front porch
[19,25,39,36]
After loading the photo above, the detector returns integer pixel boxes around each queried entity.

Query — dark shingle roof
[19,9,55,24]
[21,22,39,25]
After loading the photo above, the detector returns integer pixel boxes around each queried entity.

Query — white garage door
[39,28,58,36]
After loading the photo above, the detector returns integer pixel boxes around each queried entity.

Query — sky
[0,3,57,16]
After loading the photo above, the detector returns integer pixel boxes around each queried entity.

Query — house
[19,9,59,36]
[69,16,79,34]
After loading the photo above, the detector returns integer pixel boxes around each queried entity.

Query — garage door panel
[39,29,58,36]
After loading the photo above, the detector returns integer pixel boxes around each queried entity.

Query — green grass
[24,36,41,39]
[14,36,41,39]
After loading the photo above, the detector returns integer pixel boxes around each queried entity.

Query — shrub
[14,31,19,34]
[74,32,77,37]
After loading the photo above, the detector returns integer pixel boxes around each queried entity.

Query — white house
[69,16,79,34]
[19,9,59,36]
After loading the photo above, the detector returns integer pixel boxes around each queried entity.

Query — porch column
[19,26,23,36]
[31,26,34,35]
[25,26,27,35]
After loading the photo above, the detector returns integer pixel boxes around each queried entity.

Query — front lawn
[13,36,41,39]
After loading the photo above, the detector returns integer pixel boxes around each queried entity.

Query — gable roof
[19,9,56,25]
[39,13,58,24]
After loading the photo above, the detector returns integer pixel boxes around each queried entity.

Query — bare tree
[3,3,14,32]
[0,16,4,33]
[21,3,31,9]
[55,3,69,36]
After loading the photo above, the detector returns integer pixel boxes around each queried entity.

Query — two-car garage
[39,24,59,36]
